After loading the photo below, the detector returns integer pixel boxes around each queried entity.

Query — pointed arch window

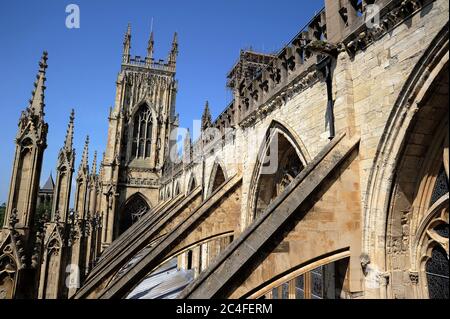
[418,154,449,299]
[120,194,150,235]
[253,131,304,219]
[131,104,153,160]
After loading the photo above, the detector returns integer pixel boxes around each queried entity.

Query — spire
[201,101,212,130]
[91,151,97,175]
[42,173,55,191]
[168,32,178,65]
[122,23,131,63]
[147,31,154,62]
[64,109,75,151]
[80,135,90,172]
[28,51,48,117]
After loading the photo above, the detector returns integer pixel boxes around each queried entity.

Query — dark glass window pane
[430,167,449,207]
[311,267,324,299]
[281,282,289,299]
[426,246,449,299]
[272,287,279,299]
[311,265,323,275]
[434,224,449,239]
[295,275,304,299]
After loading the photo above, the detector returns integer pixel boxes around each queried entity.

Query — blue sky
[0,0,323,204]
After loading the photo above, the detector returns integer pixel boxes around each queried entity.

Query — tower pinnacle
[122,23,132,63]
[64,109,75,151]
[201,101,212,130]
[168,32,178,66]
[28,51,48,117]
[147,31,154,62]
[92,151,98,175]
[80,135,90,172]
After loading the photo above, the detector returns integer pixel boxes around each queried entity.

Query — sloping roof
[126,258,194,299]
[41,174,55,191]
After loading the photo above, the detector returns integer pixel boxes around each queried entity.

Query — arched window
[120,194,150,234]
[253,132,304,219]
[208,163,226,196]
[187,175,197,193]
[174,182,180,197]
[426,245,449,299]
[131,104,153,160]
[421,165,449,299]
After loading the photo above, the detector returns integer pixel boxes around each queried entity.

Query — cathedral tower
[99,25,179,249]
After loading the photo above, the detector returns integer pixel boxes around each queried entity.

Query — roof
[41,174,55,191]
[126,258,194,299]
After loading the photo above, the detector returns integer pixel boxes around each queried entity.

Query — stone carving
[409,271,419,284]
[343,0,424,55]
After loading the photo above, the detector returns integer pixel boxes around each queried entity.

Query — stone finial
[28,51,48,117]
[64,109,75,151]
[91,151,98,175]
[122,23,132,63]
[168,32,178,65]
[147,31,154,62]
[9,208,19,228]
[201,101,212,131]
[79,135,90,172]
[360,252,371,275]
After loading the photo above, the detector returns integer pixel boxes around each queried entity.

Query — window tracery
[131,104,153,160]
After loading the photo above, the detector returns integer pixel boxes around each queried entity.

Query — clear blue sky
[0,0,324,204]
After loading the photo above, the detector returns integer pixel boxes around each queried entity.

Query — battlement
[158,0,435,186]
[122,55,176,73]
[226,50,276,89]
[197,0,430,141]
[121,24,178,74]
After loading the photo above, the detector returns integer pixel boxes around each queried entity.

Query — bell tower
[99,25,179,248]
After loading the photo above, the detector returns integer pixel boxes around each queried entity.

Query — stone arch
[174,180,181,197]
[246,250,351,299]
[75,176,87,214]
[362,25,449,296]
[41,236,62,299]
[53,166,69,221]
[119,193,151,235]
[13,144,33,220]
[207,159,227,197]
[382,115,449,298]
[187,173,197,194]
[247,120,309,224]
[165,184,172,199]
